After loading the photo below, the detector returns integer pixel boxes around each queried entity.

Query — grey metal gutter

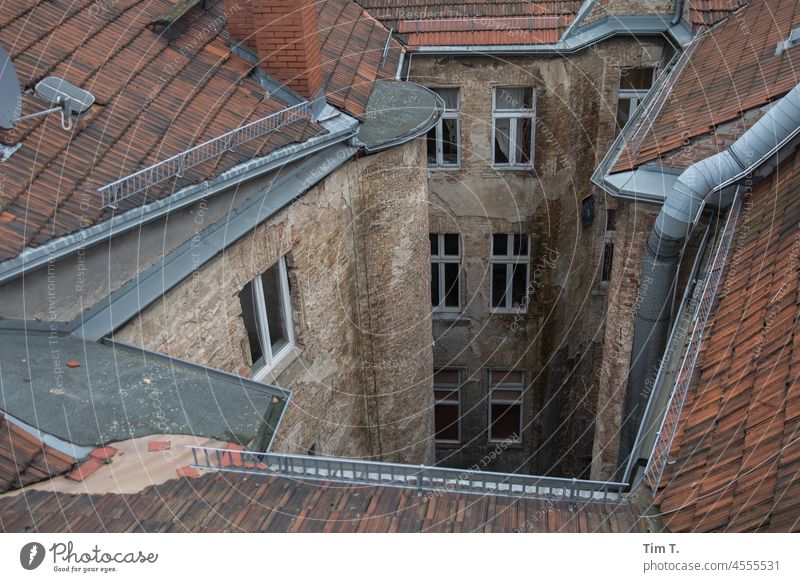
[560,0,597,41]
[408,15,692,56]
[71,143,358,341]
[0,113,359,285]
[618,83,800,469]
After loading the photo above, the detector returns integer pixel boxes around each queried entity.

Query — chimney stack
[226,1,324,103]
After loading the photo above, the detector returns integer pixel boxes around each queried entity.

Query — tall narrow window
[488,370,523,443]
[490,233,530,311]
[430,233,461,311]
[434,369,462,443]
[240,257,295,378]
[615,67,654,134]
[492,87,535,168]
[427,88,460,168]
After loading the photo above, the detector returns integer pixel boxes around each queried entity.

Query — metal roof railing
[189,446,628,501]
[99,101,311,209]
[643,192,743,494]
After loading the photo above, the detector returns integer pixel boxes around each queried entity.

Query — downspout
[619,83,800,470]
[671,0,685,25]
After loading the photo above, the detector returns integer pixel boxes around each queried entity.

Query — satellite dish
[0,44,21,130]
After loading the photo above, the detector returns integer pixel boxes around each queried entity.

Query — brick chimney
[225,0,324,102]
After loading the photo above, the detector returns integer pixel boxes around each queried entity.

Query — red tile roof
[613,0,800,173]
[0,0,323,262]
[0,0,401,264]
[0,471,650,532]
[690,0,750,29]
[355,1,582,47]
[654,149,800,532]
[318,0,403,116]
[0,413,77,493]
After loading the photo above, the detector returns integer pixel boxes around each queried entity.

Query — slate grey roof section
[355,80,444,153]
[0,330,289,449]
[72,143,358,341]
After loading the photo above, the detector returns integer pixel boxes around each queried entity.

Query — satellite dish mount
[1,45,94,133]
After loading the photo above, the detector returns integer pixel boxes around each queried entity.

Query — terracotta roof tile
[0,413,77,493]
[0,471,650,532]
[655,149,800,532]
[0,0,325,262]
[613,0,800,173]
[355,1,581,47]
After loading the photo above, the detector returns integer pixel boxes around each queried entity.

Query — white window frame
[428,89,461,169]
[491,87,535,169]
[615,68,654,134]
[489,234,531,313]
[431,233,461,312]
[434,369,462,444]
[244,257,296,381]
[488,370,524,443]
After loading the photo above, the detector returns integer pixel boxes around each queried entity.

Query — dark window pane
[431,263,439,306]
[512,234,527,256]
[494,118,510,164]
[496,87,533,110]
[615,98,631,133]
[492,234,508,256]
[430,233,438,256]
[602,242,614,282]
[427,125,437,165]
[491,263,507,308]
[239,280,263,365]
[434,369,460,384]
[443,234,459,256]
[441,117,458,165]
[620,67,654,90]
[491,403,521,441]
[606,209,616,231]
[491,370,524,384]
[515,117,532,165]
[435,403,460,441]
[434,88,459,110]
[511,263,527,308]
[262,263,289,353]
[444,262,459,307]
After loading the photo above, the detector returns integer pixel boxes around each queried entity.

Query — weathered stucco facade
[409,36,670,476]
[115,140,435,465]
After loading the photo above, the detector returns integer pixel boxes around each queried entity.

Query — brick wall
[590,201,658,480]
[115,140,433,463]
[226,0,324,100]
[410,37,667,476]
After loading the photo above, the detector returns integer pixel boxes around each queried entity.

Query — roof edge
[0,113,359,286]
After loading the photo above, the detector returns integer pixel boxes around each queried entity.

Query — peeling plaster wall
[114,140,434,464]
[409,38,667,476]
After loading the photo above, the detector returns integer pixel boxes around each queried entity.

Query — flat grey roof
[0,330,288,448]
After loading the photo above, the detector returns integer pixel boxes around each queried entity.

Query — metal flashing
[0,113,358,285]
[72,144,357,341]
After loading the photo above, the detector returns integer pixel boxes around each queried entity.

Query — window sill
[252,344,302,384]
[432,311,470,325]
[489,308,528,316]
[427,165,462,172]
[490,165,533,171]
